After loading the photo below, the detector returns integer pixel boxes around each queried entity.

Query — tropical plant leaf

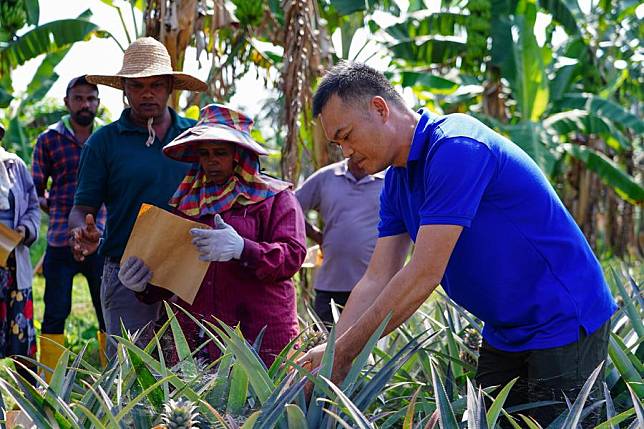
[125,340,165,409]
[486,377,518,427]
[0,380,55,429]
[320,375,373,428]
[165,302,197,378]
[558,94,644,134]
[560,363,603,428]
[384,11,468,40]
[505,121,558,176]
[206,320,275,404]
[24,0,40,26]
[430,359,459,429]
[227,363,249,416]
[511,0,549,121]
[537,0,582,35]
[399,71,459,94]
[286,403,308,428]
[610,268,644,337]
[307,326,336,428]
[626,383,644,428]
[543,110,629,151]
[0,14,107,70]
[340,314,391,397]
[389,37,466,66]
[561,144,644,204]
[403,386,421,429]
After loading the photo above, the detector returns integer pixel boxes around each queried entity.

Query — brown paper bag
[121,204,211,304]
[0,223,22,268]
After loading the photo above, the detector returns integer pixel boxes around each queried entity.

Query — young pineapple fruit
[459,328,482,368]
[161,398,199,429]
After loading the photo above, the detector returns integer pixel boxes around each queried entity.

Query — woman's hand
[190,214,244,262]
[118,257,152,292]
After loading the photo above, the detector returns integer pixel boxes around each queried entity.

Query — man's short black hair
[66,75,98,97]
[312,62,405,117]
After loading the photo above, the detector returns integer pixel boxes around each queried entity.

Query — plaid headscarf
[169,146,290,217]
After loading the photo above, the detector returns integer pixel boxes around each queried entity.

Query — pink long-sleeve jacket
[139,189,306,366]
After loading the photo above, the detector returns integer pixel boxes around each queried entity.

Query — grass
[0,273,102,373]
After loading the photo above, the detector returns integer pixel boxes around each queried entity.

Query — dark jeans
[475,320,610,428]
[314,290,351,327]
[42,245,106,334]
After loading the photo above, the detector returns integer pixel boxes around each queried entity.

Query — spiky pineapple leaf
[430,359,459,429]
[559,363,603,428]
[486,377,518,427]
[307,325,336,428]
[611,268,644,336]
[286,404,307,428]
[402,387,421,429]
[319,375,372,428]
[227,363,249,416]
[340,314,391,396]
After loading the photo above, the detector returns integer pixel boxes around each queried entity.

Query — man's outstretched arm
[300,224,462,383]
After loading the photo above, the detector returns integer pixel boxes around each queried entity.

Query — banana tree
[0,6,111,161]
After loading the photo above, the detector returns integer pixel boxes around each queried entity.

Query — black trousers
[475,320,610,428]
[42,245,106,334]
[313,290,351,327]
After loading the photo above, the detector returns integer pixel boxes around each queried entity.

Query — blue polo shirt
[75,108,195,259]
[379,109,616,352]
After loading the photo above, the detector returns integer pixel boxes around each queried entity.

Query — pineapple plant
[160,398,200,429]
[459,327,482,368]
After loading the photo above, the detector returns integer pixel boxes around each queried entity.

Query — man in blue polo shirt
[299,62,615,426]
[68,38,207,356]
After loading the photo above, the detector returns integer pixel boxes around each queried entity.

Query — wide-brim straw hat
[86,37,207,91]
[164,104,268,162]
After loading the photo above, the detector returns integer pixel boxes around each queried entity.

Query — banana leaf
[543,110,630,151]
[512,0,550,121]
[561,144,644,204]
[0,13,107,70]
[24,0,39,26]
[505,121,558,177]
[557,94,644,134]
[537,0,582,35]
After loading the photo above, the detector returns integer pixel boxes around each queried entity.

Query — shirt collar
[116,107,191,136]
[51,115,104,141]
[407,108,440,163]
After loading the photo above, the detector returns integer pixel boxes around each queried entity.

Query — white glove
[190,214,244,262]
[118,257,152,292]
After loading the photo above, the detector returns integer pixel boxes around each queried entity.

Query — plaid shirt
[32,117,106,247]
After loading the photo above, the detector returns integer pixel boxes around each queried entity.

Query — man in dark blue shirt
[68,38,207,357]
[299,62,615,426]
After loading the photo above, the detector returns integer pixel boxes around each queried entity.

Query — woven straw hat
[164,104,268,162]
[86,37,207,91]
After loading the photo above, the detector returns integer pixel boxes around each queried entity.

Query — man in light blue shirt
[296,158,384,325]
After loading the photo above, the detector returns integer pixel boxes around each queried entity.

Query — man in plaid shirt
[31,76,108,370]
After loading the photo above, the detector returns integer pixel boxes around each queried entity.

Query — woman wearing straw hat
[68,38,207,356]
[118,104,307,366]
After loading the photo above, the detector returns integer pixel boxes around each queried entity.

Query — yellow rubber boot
[39,334,65,383]
[97,331,108,368]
